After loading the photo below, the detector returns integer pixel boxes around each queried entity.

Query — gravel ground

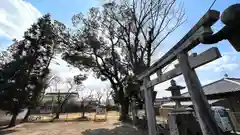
[0,119,147,135]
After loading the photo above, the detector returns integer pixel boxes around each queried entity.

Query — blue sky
[0,0,239,97]
[25,0,99,25]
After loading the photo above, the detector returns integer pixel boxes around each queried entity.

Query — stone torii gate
[137,4,240,135]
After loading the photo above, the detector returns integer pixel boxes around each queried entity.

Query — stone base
[168,110,202,135]
[172,107,189,112]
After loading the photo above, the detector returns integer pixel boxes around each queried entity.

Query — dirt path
[0,120,147,135]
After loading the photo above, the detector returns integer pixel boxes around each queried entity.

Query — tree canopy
[0,14,67,127]
[0,0,185,123]
[62,0,185,120]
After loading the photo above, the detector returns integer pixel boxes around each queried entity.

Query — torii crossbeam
[137,4,240,135]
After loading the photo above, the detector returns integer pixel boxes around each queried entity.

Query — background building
[158,77,240,131]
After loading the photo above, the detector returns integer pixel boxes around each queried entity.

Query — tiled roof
[227,78,240,84]
[182,78,240,97]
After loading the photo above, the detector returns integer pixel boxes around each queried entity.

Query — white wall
[0,109,28,121]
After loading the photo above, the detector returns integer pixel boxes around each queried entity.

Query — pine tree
[0,14,61,127]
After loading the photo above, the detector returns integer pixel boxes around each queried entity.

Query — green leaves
[59,0,184,116]
[0,14,61,115]
[74,74,87,85]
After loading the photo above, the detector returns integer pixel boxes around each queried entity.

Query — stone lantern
[166,79,185,109]
[167,80,202,135]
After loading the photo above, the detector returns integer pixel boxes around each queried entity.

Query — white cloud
[197,53,240,73]
[49,54,110,91]
[82,73,110,90]
[49,55,80,79]
[0,0,110,92]
[5,0,234,98]
[215,63,239,72]
[0,0,41,40]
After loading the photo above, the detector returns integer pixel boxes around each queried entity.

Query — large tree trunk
[131,98,138,125]
[55,112,60,119]
[22,108,31,122]
[50,107,60,122]
[55,100,66,119]
[80,103,86,118]
[82,110,85,118]
[8,113,18,128]
[117,86,130,122]
[55,105,63,119]
[119,97,130,122]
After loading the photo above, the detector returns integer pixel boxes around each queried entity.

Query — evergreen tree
[0,14,62,127]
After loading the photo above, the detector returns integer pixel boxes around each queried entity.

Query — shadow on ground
[113,122,121,126]
[82,125,147,135]
[27,116,92,123]
[0,129,17,135]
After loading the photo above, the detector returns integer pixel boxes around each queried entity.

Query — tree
[93,87,114,112]
[22,71,55,122]
[49,75,86,120]
[46,75,80,121]
[105,88,112,104]
[96,90,104,105]
[22,15,69,121]
[0,50,12,68]
[0,14,62,127]
[63,0,185,121]
[103,87,113,111]
[55,79,74,119]
[21,15,70,122]
[78,89,94,118]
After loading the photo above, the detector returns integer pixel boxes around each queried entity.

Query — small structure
[159,77,240,131]
[165,80,203,135]
[181,77,240,131]
[160,78,240,110]
[166,80,185,109]
[94,105,107,121]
